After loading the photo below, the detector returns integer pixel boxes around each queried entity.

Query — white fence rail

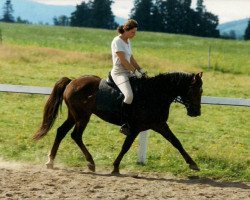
[1,84,250,107]
[0,84,52,95]
[1,84,250,164]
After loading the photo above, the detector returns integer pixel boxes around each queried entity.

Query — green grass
[0,23,249,181]
[1,23,250,75]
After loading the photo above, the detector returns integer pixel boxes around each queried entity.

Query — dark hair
[117,19,138,34]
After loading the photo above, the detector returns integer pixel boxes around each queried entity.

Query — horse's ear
[197,72,203,78]
[192,72,203,84]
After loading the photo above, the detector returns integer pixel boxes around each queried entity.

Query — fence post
[0,28,2,44]
[137,130,149,164]
[208,46,211,69]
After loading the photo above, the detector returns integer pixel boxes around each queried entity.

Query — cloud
[112,0,133,19]
[204,0,250,23]
[32,0,83,6]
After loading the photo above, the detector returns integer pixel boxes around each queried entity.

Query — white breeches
[111,71,133,104]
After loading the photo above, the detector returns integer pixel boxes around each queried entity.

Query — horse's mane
[145,72,193,91]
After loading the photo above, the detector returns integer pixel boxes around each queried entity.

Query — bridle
[174,83,202,110]
[173,83,193,108]
[174,96,190,108]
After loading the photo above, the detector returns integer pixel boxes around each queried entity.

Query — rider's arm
[130,55,141,71]
[116,51,136,72]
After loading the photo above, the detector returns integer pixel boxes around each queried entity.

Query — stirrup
[120,124,131,136]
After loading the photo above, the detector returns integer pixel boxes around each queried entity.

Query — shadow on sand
[58,167,250,190]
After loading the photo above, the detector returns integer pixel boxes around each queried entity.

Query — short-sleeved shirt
[111,35,132,75]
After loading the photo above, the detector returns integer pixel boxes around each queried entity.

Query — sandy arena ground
[0,159,249,200]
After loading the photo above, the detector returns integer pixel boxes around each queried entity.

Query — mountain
[0,0,125,25]
[218,18,249,39]
[115,16,126,25]
[3,0,75,24]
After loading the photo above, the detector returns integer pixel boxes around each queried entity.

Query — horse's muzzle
[188,111,201,117]
[187,107,201,117]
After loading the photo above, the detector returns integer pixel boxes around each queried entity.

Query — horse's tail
[33,77,72,141]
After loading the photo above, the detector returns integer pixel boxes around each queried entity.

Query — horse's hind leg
[71,116,95,172]
[46,116,74,169]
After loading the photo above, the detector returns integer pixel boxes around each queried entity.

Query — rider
[111,19,146,136]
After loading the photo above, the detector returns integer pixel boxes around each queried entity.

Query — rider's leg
[110,72,134,135]
[119,81,133,135]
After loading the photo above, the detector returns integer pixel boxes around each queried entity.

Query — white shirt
[111,35,132,75]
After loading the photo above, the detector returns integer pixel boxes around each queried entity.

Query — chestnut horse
[33,72,203,174]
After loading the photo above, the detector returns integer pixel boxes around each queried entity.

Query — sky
[32,0,250,24]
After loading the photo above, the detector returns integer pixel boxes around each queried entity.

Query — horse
[33,71,203,174]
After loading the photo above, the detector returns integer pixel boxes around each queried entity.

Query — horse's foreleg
[112,132,139,174]
[152,123,200,171]
[46,118,74,169]
[71,118,95,172]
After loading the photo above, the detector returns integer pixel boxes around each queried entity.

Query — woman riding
[111,19,146,136]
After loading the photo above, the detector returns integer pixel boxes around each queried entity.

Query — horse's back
[63,75,101,107]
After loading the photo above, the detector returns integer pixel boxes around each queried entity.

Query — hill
[218,18,249,39]
[0,0,125,25]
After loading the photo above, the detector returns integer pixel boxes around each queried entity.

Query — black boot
[120,102,132,136]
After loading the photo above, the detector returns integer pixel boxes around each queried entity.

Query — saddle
[96,73,143,114]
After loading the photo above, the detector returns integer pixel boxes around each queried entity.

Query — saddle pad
[96,79,124,113]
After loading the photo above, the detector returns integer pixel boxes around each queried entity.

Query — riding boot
[120,102,132,136]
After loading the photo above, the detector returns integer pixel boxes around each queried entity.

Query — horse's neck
[147,73,191,100]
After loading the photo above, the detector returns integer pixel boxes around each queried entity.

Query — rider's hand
[139,68,148,78]
[134,69,143,78]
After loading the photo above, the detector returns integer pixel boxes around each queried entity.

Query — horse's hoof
[189,164,200,171]
[87,163,95,172]
[111,170,120,175]
[46,163,54,169]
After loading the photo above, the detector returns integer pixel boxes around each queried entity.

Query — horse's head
[180,72,203,117]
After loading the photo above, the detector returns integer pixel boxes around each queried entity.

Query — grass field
[0,23,249,181]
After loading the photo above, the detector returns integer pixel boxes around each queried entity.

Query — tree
[16,16,30,24]
[196,0,205,14]
[130,0,165,32]
[194,0,219,37]
[163,0,184,33]
[229,30,236,39]
[1,0,15,23]
[54,15,69,26]
[91,0,117,29]
[130,0,154,31]
[70,1,93,27]
[150,0,165,32]
[70,0,117,29]
[201,11,219,37]
[128,0,219,38]
[244,18,250,40]
[179,0,194,34]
